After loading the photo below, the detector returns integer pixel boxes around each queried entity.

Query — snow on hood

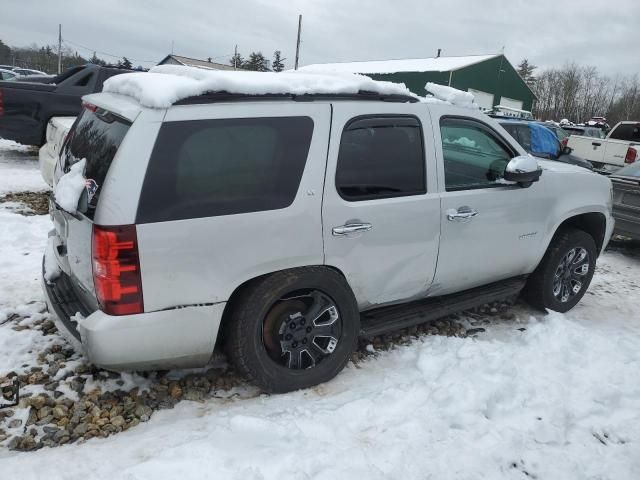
[102,65,416,108]
[423,82,479,109]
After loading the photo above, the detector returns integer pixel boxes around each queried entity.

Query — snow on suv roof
[102,65,416,109]
[297,54,499,75]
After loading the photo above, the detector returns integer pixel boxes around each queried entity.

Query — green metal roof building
[299,54,536,112]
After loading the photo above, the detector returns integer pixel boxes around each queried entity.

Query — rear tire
[225,267,359,393]
[522,228,597,313]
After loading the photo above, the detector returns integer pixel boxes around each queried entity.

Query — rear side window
[137,116,314,223]
[609,124,640,142]
[62,107,131,216]
[336,116,425,200]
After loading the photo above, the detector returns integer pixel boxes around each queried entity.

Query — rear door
[52,104,131,305]
[322,103,440,309]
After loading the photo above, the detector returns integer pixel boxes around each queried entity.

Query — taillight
[92,225,143,316]
[82,101,98,113]
[625,147,637,164]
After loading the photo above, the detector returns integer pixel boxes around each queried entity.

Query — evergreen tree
[517,59,537,87]
[119,57,132,69]
[229,52,244,69]
[89,52,106,66]
[272,50,285,72]
[243,51,268,72]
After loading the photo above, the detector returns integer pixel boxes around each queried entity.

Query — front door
[431,114,550,295]
[322,103,441,310]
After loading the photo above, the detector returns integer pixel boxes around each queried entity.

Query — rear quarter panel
[134,102,332,312]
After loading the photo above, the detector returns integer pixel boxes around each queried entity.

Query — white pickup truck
[38,116,76,186]
[567,121,639,172]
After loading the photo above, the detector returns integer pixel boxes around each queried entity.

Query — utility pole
[57,24,62,74]
[294,14,302,70]
[234,44,238,70]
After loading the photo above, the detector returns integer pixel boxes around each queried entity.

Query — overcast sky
[2,0,639,76]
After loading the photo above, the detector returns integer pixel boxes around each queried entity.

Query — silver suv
[43,88,614,393]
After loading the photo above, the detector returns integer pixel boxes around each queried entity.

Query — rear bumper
[42,269,224,370]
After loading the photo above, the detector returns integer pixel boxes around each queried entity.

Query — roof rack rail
[174,91,419,106]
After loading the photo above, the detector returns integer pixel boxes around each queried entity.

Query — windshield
[61,106,131,217]
[612,163,640,178]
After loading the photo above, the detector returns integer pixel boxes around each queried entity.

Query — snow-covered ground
[0,142,639,479]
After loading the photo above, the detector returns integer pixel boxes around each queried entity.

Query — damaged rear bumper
[41,267,224,371]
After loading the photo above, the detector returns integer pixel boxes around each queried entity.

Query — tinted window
[441,118,513,191]
[609,124,640,142]
[137,117,314,223]
[62,107,130,216]
[74,72,93,87]
[336,116,425,200]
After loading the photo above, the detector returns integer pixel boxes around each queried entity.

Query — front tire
[523,228,597,313]
[225,267,359,393]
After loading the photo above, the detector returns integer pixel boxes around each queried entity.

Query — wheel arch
[216,265,351,347]
[552,212,608,255]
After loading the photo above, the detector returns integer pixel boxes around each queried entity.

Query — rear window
[136,116,314,224]
[609,124,640,142]
[62,107,131,217]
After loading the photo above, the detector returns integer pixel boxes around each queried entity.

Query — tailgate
[52,104,131,302]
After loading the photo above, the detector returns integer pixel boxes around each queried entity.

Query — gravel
[0,289,520,451]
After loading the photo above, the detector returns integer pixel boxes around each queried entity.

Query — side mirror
[504,155,542,187]
[562,146,572,155]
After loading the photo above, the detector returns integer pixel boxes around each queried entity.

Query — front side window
[336,116,426,201]
[440,118,514,191]
[137,116,314,223]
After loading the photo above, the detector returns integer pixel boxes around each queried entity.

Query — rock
[110,415,125,428]
[73,423,89,436]
[128,418,140,429]
[43,426,60,435]
[38,406,52,420]
[28,395,47,410]
[168,383,183,399]
[134,404,152,420]
[44,381,60,391]
[56,417,69,428]
[183,388,206,402]
[466,328,486,336]
[52,405,68,419]
[36,415,54,426]
[8,419,22,429]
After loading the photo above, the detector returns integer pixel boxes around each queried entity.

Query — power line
[62,38,158,64]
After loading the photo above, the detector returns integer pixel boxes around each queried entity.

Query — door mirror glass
[562,145,572,155]
[504,155,542,187]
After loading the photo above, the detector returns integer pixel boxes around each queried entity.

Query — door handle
[447,207,478,221]
[332,223,372,236]
[592,142,601,147]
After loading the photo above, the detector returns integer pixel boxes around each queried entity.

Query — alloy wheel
[552,247,590,303]
[262,290,342,370]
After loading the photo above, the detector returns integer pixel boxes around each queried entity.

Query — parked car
[567,121,639,172]
[0,68,18,81]
[610,163,640,240]
[499,120,593,170]
[562,125,605,140]
[38,116,76,186]
[12,67,48,77]
[42,74,614,393]
[0,64,134,146]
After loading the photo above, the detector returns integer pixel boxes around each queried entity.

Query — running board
[359,276,527,337]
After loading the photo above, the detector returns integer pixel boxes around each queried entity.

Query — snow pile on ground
[0,142,47,195]
[424,82,479,109]
[53,159,85,213]
[102,65,415,108]
[0,139,31,153]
